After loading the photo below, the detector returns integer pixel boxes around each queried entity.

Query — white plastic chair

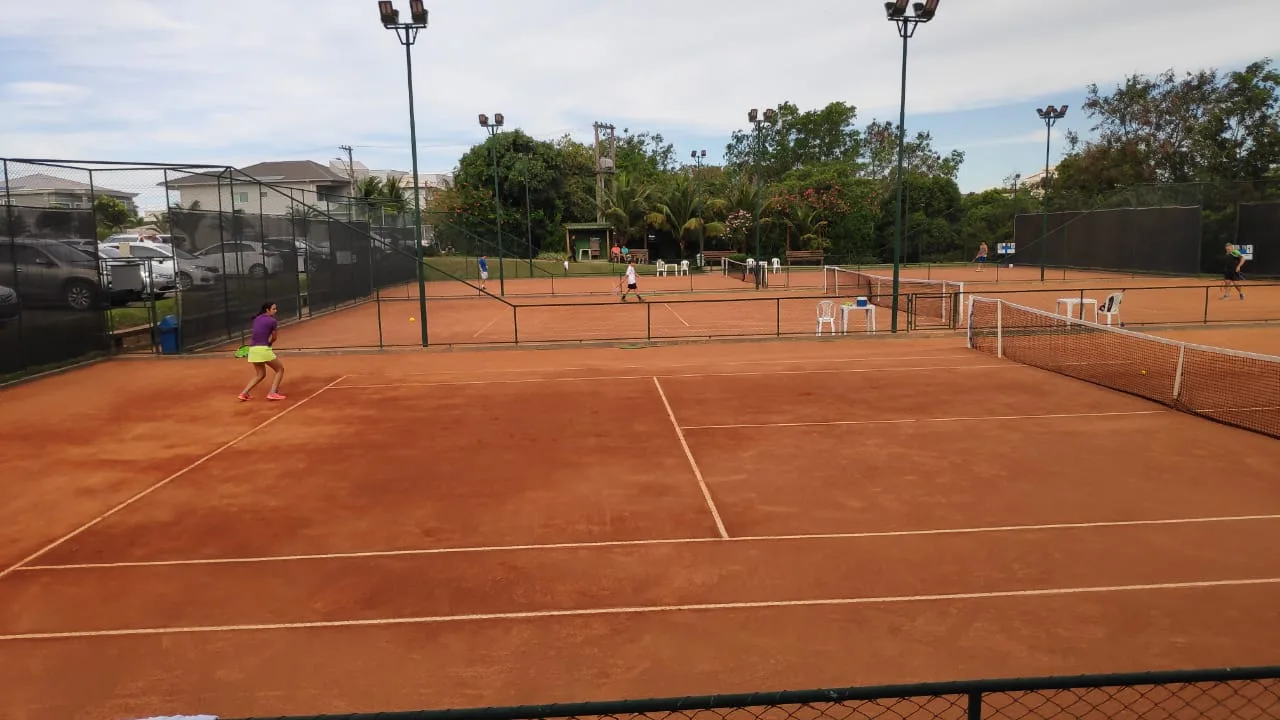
[746,258,756,270]
[816,300,837,335]
[656,260,668,277]
[678,260,690,276]
[1099,292,1123,326]
[771,258,781,274]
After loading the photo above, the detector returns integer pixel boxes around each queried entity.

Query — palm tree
[780,203,830,252]
[706,176,760,253]
[353,176,384,221]
[379,177,410,226]
[647,175,725,259]
[603,172,654,250]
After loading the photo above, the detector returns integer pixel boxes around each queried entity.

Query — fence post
[1203,285,1209,324]
[967,690,983,720]
[646,300,652,341]
[512,304,518,345]
[776,297,781,336]
[1078,288,1085,320]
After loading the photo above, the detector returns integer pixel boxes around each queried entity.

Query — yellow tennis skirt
[246,345,277,363]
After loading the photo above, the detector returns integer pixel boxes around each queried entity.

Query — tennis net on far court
[823,266,963,327]
[967,296,1280,439]
[723,258,753,284]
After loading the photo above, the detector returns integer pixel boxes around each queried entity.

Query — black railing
[221,665,1280,720]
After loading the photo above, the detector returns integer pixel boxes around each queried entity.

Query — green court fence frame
[221,665,1280,720]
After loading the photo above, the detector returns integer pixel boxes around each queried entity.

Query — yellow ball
[1140,369,1147,375]
[409,317,416,322]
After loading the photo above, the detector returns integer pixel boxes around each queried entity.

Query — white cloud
[0,0,1276,175]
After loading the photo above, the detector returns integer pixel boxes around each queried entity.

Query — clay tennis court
[257,263,1280,351]
[2,334,1280,720]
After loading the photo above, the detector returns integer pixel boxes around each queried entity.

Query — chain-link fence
[217,666,1280,720]
[1,158,443,376]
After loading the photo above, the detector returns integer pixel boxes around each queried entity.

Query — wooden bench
[786,250,825,265]
[701,250,735,266]
[626,249,650,264]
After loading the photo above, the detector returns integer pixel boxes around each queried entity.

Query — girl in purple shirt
[239,302,286,401]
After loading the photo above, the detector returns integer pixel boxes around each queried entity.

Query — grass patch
[108,297,178,330]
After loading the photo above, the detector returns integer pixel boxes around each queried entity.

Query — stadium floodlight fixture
[913,0,939,20]
[378,1,398,25]
[748,108,759,123]
[409,0,427,24]
[1035,104,1068,281]
[885,0,910,18]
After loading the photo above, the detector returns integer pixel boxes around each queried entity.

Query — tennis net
[822,266,963,327]
[967,297,1280,439]
[723,257,754,284]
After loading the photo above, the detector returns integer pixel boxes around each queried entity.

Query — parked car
[262,236,331,273]
[0,284,19,327]
[100,239,221,295]
[0,239,110,310]
[191,240,285,278]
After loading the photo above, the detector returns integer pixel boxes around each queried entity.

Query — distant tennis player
[239,302,286,402]
[974,242,988,272]
[620,258,643,302]
[1221,243,1246,300]
[478,255,489,291]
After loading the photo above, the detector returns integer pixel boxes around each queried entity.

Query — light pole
[885,0,940,333]
[377,0,429,346]
[479,112,506,296]
[691,149,706,257]
[522,157,533,276]
[748,108,776,260]
[1036,104,1067,282]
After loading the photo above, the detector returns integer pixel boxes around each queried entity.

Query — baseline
[681,409,1169,430]
[0,376,347,582]
[4,577,1279,641]
[332,362,1018,389]
[17,513,1280,571]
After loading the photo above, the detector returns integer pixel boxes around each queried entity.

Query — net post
[1172,343,1186,402]
[646,300,652,341]
[996,301,1004,358]
[512,304,519,345]
[776,297,781,336]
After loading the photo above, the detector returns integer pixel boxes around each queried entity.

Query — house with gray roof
[0,172,138,213]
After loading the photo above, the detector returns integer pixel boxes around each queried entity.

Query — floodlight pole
[885,0,938,334]
[749,109,775,261]
[691,149,706,256]
[481,117,505,296]
[379,1,430,346]
[1036,105,1066,282]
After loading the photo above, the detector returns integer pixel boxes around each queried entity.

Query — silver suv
[0,239,108,310]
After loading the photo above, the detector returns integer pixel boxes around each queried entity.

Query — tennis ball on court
[409,317,416,322]
[1140,369,1147,375]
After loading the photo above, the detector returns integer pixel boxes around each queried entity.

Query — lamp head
[493,113,504,127]
[763,108,777,123]
[478,113,489,127]
[913,0,939,20]
[748,109,758,123]
[408,0,427,24]
[885,0,909,18]
[378,1,398,26]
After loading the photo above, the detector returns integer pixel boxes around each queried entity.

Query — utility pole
[339,145,356,216]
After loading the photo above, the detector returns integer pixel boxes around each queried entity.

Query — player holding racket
[239,302,286,401]
[1220,243,1246,300]
[619,258,643,302]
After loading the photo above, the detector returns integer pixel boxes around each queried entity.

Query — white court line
[653,377,728,539]
[331,363,1017,390]
[21,513,1280,572]
[663,303,691,326]
[5,576,1279,641]
[0,376,348,583]
[472,314,502,339]
[681,409,1168,430]
[1199,406,1280,414]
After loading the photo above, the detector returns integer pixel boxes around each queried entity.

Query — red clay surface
[1,337,1279,720]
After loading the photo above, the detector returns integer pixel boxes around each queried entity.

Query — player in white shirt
[620,258,643,302]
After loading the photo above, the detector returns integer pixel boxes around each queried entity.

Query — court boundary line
[663,303,691,326]
[681,409,1169,430]
[19,513,1280,571]
[0,375,348,583]
[5,576,1278,641]
[332,363,1020,389]
[334,354,979,379]
[653,377,728,539]
[472,314,501,338]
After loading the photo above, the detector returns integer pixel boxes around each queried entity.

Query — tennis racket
[234,345,250,358]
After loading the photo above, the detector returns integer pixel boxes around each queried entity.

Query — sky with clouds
[1,0,1277,209]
